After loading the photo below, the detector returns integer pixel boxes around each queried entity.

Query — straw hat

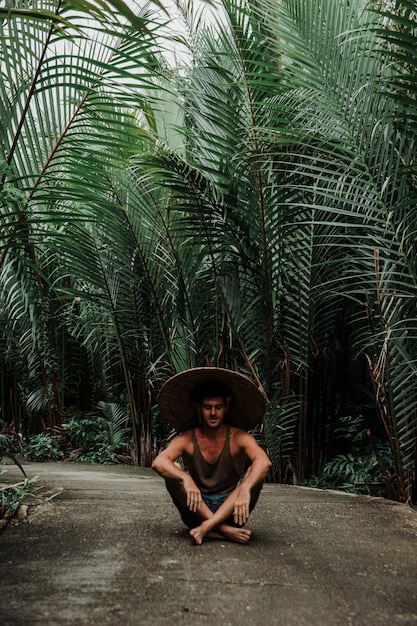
[157,367,266,432]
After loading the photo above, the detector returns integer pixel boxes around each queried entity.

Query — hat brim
[157,367,266,432]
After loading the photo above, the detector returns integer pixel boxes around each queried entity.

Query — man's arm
[232,431,272,525]
[151,434,202,513]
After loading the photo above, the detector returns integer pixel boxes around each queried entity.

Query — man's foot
[189,521,210,545]
[189,522,252,545]
[220,527,252,544]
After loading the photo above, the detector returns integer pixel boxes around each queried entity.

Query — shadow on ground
[1,461,417,625]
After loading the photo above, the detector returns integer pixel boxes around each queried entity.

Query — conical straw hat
[157,367,266,432]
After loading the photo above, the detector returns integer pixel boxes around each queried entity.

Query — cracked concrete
[1,461,417,625]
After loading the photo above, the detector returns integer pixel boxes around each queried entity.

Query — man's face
[198,395,228,429]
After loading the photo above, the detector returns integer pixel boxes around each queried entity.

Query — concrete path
[1,461,417,625]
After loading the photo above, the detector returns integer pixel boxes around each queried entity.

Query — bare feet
[221,527,252,544]
[189,523,252,545]
[189,522,210,545]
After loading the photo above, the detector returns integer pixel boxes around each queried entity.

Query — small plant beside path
[0,472,38,531]
[1,425,62,532]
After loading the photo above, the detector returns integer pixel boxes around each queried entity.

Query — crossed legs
[166,474,261,545]
[189,490,252,545]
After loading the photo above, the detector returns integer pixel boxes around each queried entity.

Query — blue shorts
[168,487,260,530]
[202,492,229,513]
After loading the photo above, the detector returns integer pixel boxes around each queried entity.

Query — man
[152,367,271,545]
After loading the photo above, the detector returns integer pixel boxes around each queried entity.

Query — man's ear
[225,395,232,412]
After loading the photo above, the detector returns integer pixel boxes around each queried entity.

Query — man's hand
[233,484,251,526]
[182,474,202,512]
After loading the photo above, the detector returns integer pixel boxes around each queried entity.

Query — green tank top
[183,425,246,494]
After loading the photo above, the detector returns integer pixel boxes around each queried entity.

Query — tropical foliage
[1,0,416,502]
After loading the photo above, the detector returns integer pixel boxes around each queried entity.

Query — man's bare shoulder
[173,429,194,445]
[229,426,270,464]
[177,429,194,440]
[163,429,193,455]
[229,425,257,446]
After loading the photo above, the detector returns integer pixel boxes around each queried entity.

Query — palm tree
[1,0,416,502]
[128,0,417,499]
[0,0,169,458]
